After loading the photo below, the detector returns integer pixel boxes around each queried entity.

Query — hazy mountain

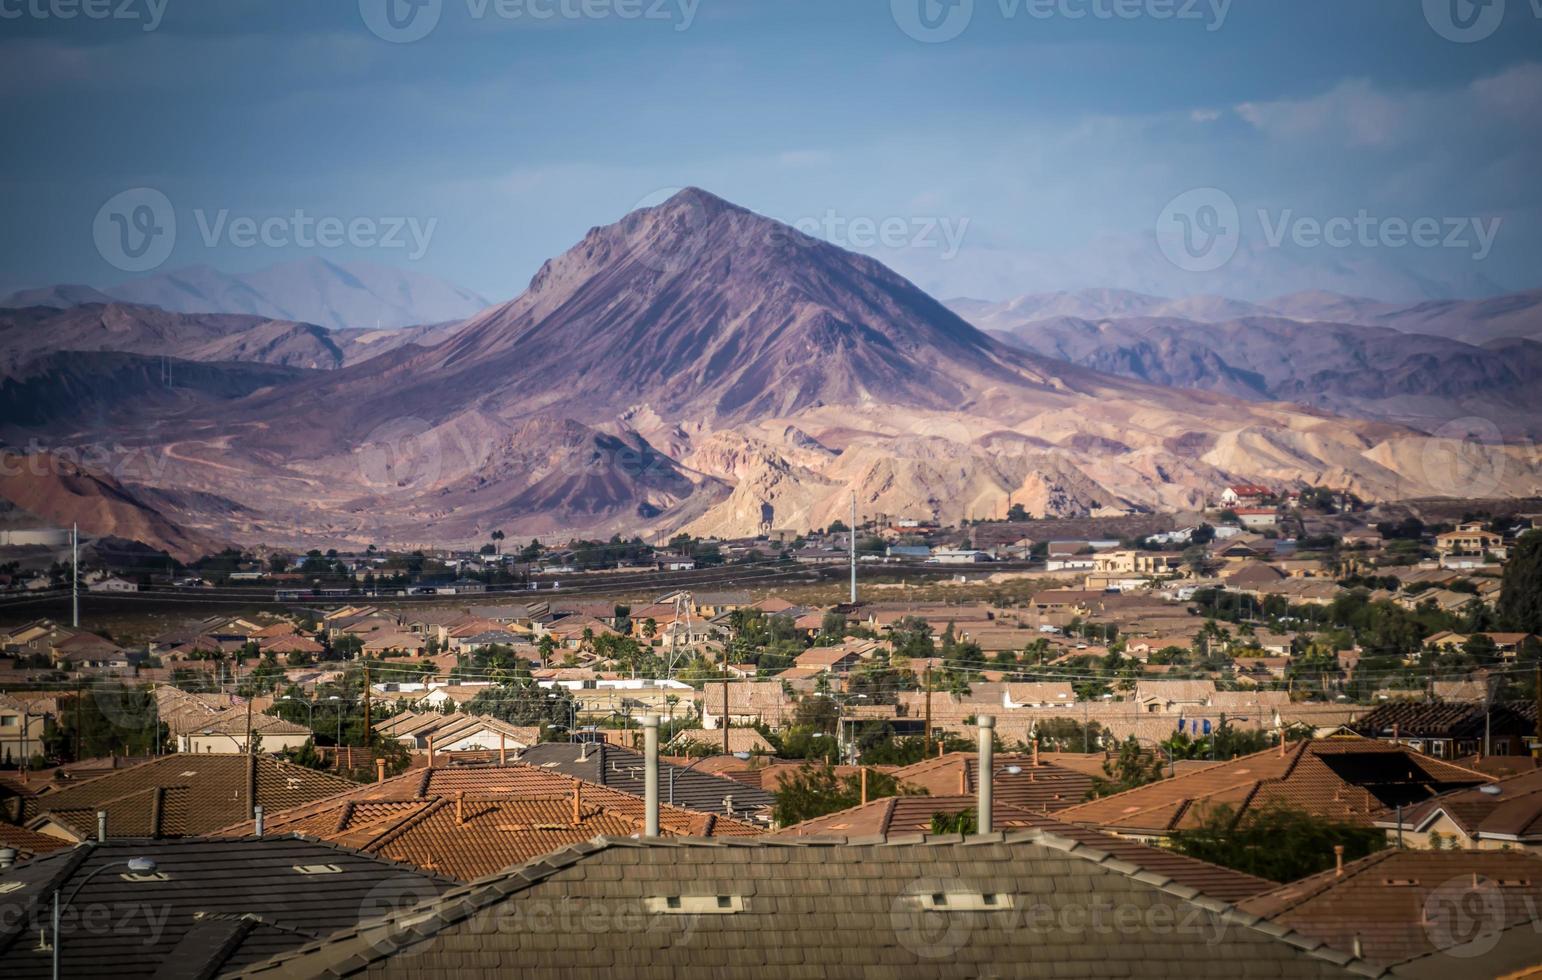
[980,314,1542,437]
[0,283,115,308]
[1264,289,1542,344]
[950,290,1270,330]
[0,302,464,372]
[3,257,491,331]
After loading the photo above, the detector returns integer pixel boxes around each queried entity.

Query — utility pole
[1534,666,1541,760]
[363,661,372,749]
[923,665,933,757]
[244,696,254,756]
[722,657,730,756]
[849,491,858,605]
[71,523,79,628]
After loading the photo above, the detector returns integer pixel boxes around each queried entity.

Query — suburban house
[1233,507,1280,529]
[1435,521,1504,556]
[1220,483,1273,507]
[1132,679,1218,713]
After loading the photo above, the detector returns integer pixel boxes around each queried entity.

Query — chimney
[958,767,967,795]
[254,805,265,839]
[572,782,581,825]
[0,848,15,870]
[455,791,465,825]
[427,736,436,768]
[1031,741,1039,768]
[97,810,107,843]
[499,733,507,766]
[1352,934,1363,960]
[642,715,660,837]
[978,715,995,834]
[860,767,869,806]
[376,758,387,783]
[1334,845,1345,877]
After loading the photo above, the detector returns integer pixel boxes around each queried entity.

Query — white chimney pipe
[97,810,108,843]
[254,805,265,839]
[977,715,995,834]
[642,714,660,838]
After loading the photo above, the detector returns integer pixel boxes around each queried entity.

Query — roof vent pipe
[978,715,995,835]
[254,805,265,839]
[97,810,107,843]
[642,715,660,838]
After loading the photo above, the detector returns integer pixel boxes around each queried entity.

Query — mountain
[948,289,1269,329]
[9,189,1541,547]
[2,258,492,331]
[0,302,464,372]
[0,452,226,561]
[978,313,1542,437]
[0,283,115,308]
[1264,289,1542,344]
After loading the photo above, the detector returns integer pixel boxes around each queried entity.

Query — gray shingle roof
[236,832,1386,979]
[0,836,455,979]
[515,742,775,819]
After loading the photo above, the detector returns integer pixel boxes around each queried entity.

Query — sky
[2,0,1540,304]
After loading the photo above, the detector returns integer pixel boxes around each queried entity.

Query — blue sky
[2,0,1540,302]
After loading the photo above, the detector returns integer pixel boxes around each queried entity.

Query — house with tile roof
[1056,738,1492,841]
[179,708,314,753]
[1238,848,1542,969]
[513,742,776,821]
[889,752,1095,813]
[19,754,355,842]
[667,727,775,756]
[234,832,1382,979]
[1372,768,1542,851]
[777,795,1274,901]
[1348,701,1537,760]
[215,762,764,880]
[0,836,455,979]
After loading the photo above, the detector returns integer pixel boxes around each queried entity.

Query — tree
[1090,737,1166,797]
[771,763,911,826]
[1168,802,1386,882]
[1007,503,1030,522]
[931,808,978,834]
[1500,531,1542,633]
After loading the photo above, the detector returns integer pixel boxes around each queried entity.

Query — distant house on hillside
[1220,484,1273,507]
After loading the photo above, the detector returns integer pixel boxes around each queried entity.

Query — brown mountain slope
[0,453,224,561]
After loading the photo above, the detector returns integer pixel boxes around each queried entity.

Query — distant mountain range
[1,190,1538,555]
[0,257,491,331]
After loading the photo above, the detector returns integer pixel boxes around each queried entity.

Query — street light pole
[53,855,158,980]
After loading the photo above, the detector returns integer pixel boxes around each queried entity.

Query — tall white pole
[978,714,995,834]
[849,492,857,605]
[71,523,79,628]
[642,714,660,837]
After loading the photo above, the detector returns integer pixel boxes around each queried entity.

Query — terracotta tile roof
[1057,739,1493,836]
[235,833,1377,980]
[1376,768,1542,843]
[1239,849,1542,967]
[214,762,764,880]
[20,754,356,840]
[0,821,71,860]
[889,754,1096,812]
[0,836,455,979]
[778,795,1275,902]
